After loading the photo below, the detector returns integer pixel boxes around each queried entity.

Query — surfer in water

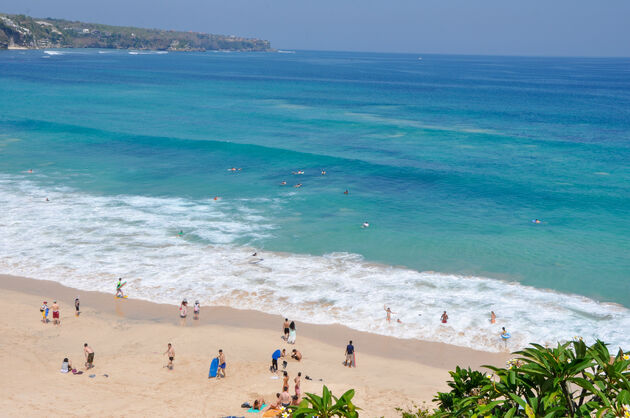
[321,170,326,175]
[116,278,125,298]
[178,230,184,237]
[280,181,287,185]
[532,219,542,224]
[294,183,302,188]
[362,221,370,228]
[344,189,349,195]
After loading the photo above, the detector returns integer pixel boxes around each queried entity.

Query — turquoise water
[0,49,628,350]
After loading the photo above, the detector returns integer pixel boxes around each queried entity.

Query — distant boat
[417,57,423,60]
[277,50,296,54]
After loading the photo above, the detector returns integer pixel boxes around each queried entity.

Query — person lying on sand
[252,398,265,411]
[291,349,302,361]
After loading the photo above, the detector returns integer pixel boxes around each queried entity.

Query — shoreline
[0,274,507,370]
[0,272,510,416]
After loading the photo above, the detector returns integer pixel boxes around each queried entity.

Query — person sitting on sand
[291,395,300,406]
[279,387,291,408]
[84,343,94,370]
[164,343,175,369]
[60,357,73,373]
[291,349,302,361]
[217,349,226,378]
[441,311,448,324]
[267,393,281,411]
[252,398,266,411]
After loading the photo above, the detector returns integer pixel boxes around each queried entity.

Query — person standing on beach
[490,311,496,324]
[217,349,226,378]
[51,301,60,326]
[40,301,49,323]
[164,343,175,369]
[283,318,290,340]
[294,372,302,398]
[179,300,188,319]
[193,300,200,320]
[74,297,80,317]
[84,343,94,370]
[282,371,289,391]
[344,340,355,367]
[441,311,449,324]
[288,321,297,344]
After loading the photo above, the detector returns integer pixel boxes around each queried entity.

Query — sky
[1,0,629,57]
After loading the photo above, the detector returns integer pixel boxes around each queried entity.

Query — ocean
[0,49,628,352]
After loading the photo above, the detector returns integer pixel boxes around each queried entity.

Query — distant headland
[0,13,273,52]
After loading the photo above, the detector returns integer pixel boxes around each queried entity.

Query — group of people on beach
[40,297,81,326]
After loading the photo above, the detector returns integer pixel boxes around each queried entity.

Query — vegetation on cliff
[0,13,272,51]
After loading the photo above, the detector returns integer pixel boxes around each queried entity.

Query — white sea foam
[0,175,628,352]
[43,50,63,56]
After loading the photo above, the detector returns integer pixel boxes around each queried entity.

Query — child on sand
[40,301,48,323]
[164,343,175,369]
[193,300,200,320]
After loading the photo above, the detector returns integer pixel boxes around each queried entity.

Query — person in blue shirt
[344,340,355,368]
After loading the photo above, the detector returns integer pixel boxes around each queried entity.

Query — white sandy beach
[0,274,509,417]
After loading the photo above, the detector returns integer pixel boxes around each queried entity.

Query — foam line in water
[0,175,628,352]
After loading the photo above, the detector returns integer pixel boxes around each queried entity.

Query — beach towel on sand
[247,404,267,413]
[262,410,281,417]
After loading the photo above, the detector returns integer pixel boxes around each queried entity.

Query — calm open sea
[0,49,628,351]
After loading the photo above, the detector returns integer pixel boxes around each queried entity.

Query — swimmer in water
[321,170,326,175]
[344,189,349,195]
[384,305,396,322]
[213,196,220,200]
[490,311,496,324]
[45,198,49,202]
[294,183,302,188]
[292,170,304,175]
[178,230,184,237]
[532,219,542,224]
[280,181,287,185]
[362,222,369,228]
[441,311,448,324]
[28,169,33,173]
[501,327,510,338]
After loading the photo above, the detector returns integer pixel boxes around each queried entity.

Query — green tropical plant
[427,339,629,417]
[290,385,360,418]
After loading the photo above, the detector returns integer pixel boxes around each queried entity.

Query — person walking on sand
[217,349,226,378]
[84,343,94,370]
[74,296,80,317]
[40,301,49,323]
[282,371,289,390]
[51,301,60,326]
[288,321,297,344]
[490,311,496,324]
[193,300,200,320]
[282,318,290,341]
[344,340,355,368]
[441,311,449,324]
[164,343,175,370]
[116,278,125,298]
